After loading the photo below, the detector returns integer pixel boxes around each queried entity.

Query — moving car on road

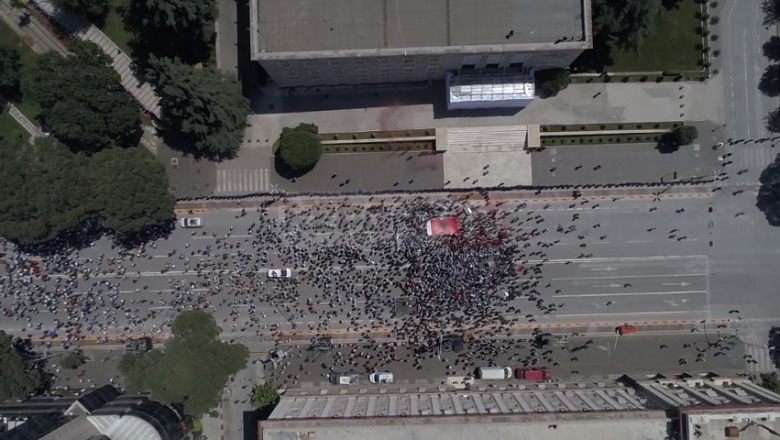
[267,268,292,278]
[369,371,394,384]
[179,217,203,228]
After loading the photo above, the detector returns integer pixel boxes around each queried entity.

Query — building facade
[250,0,592,89]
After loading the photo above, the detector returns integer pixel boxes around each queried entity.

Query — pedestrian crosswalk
[744,344,778,374]
[215,168,270,194]
[734,147,776,169]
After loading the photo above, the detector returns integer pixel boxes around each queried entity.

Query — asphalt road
[264,333,746,388]
[2,187,774,339]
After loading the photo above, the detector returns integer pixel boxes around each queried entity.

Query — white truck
[476,366,513,380]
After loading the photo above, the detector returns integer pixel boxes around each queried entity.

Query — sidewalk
[0,95,45,140]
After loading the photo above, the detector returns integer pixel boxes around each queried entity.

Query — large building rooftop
[255,0,586,54]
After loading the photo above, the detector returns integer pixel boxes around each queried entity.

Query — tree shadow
[571,34,615,73]
[112,219,175,250]
[757,154,780,226]
[759,64,780,97]
[13,219,105,256]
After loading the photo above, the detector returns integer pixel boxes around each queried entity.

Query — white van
[369,372,394,384]
[477,366,513,380]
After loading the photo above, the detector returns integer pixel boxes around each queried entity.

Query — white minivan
[369,371,394,384]
[476,366,513,380]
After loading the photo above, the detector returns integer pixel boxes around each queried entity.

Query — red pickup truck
[514,367,552,382]
[616,324,638,335]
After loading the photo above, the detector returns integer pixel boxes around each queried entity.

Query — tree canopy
[0,137,94,244]
[592,0,663,53]
[0,332,41,401]
[123,0,217,64]
[0,44,22,97]
[147,57,248,161]
[534,69,571,98]
[0,136,174,246]
[763,0,780,27]
[21,40,141,153]
[759,64,780,97]
[250,382,279,410]
[50,0,110,26]
[119,310,248,416]
[278,124,323,173]
[758,153,780,226]
[760,372,780,393]
[767,108,780,134]
[763,36,780,62]
[91,147,176,238]
[670,125,698,146]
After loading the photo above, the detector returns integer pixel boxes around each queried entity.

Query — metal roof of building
[269,381,657,419]
[255,0,586,54]
[268,374,780,421]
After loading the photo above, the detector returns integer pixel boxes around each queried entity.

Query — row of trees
[0,332,41,401]
[119,310,248,417]
[761,1,780,133]
[0,136,175,245]
[50,0,217,66]
[37,0,248,160]
[592,0,663,54]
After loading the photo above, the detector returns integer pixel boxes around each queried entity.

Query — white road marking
[552,273,706,281]
[552,290,707,298]
[627,240,654,243]
[525,255,707,264]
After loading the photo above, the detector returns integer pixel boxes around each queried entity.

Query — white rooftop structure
[446,72,535,110]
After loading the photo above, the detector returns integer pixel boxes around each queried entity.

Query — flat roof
[256,0,586,54]
[260,411,670,440]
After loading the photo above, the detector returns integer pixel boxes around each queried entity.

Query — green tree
[60,349,87,369]
[91,147,176,238]
[0,332,41,401]
[50,0,110,26]
[763,36,780,61]
[534,68,571,98]
[119,310,249,416]
[760,372,780,393]
[250,382,279,410]
[0,44,22,97]
[759,64,780,97]
[0,137,95,244]
[670,125,698,146]
[278,124,323,172]
[767,107,780,133]
[123,0,217,64]
[758,153,780,226]
[763,0,780,27]
[21,40,141,153]
[592,0,663,53]
[147,57,248,161]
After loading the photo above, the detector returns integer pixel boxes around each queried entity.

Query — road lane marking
[552,290,707,298]
[627,240,654,243]
[525,255,707,264]
[552,273,707,281]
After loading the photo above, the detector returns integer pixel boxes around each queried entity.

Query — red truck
[616,324,638,335]
[514,367,552,382]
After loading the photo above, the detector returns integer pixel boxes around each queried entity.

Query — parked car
[267,268,292,278]
[369,371,394,384]
[179,217,203,228]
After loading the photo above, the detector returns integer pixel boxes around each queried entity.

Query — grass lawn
[0,112,28,141]
[100,0,133,55]
[574,0,705,73]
